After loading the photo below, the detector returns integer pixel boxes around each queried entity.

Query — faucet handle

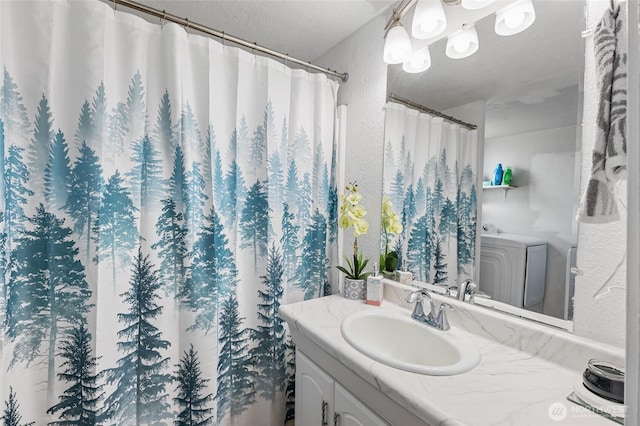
[404,288,431,304]
[405,289,434,320]
[436,302,453,331]
[404,291,417,304]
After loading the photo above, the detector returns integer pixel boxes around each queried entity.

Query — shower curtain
[0,1,338,424]
[382,102,477,285]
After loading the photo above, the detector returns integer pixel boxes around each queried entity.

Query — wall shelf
[483,184,517,190]
[483,185,517,201]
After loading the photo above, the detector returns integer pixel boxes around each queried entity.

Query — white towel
[578,3,627,223]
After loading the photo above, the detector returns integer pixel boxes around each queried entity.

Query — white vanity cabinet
[296,350,334,425]
[334,382,388,426]
[296,351,388,426]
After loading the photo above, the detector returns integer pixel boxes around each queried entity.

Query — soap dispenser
[396,258,413,285]
[366,262,383,306]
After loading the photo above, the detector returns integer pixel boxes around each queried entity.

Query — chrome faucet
[458,279,478,302]
[404,289,452,331]
[405,289,435,321]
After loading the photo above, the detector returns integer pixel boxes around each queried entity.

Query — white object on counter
[396,258,413,285]
[366,262,383,306]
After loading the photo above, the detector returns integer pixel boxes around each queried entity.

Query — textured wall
[573,0,626,348]
[483,125,578,319]
[315,13,389,273]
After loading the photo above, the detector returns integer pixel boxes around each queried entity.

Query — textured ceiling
[123,0,395,62]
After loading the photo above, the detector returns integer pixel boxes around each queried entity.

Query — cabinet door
[296,351,334,425]
[334,383,388,426]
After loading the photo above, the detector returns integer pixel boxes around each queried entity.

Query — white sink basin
[341,309,480,375]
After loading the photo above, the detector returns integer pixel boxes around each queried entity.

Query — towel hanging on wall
[578,2,627,223]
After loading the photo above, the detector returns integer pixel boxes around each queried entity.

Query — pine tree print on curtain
[297,210,329,300]
[27,94,54,190]
[184,207,238,333]
[0,1,339,423]
[3,144,32,252]
[127,133,164,210]
[1,388,34,426]
[92,82,109,146]
[1,68,30,139]
[383,102,478,286]
[47,324,103,425]
[174,345,214,425]
[5,203,92,405]
[65,141,103,265]
[103,248,172,424]
[240,179,270,270]
[250,245,287,412]
[75,100,94,149]
[44,130,72,210]
[216,295,256,425]
[153,197,188,298]
[93,171,139,290]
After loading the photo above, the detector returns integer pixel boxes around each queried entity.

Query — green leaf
[336,251,370,279]
[336,266,352,277]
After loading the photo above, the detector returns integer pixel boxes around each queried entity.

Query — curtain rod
[388,94,478,130]
[109,0,349,82]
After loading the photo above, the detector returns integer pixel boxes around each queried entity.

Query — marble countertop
[280,293,623,426]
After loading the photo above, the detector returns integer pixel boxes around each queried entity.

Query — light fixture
[384,21,412,64]
[384,0,536,73]
[495,0,536,36]
[445,24,479,59]
[403,46,432,73]
[411,0,447,40]
[461,0,496,10]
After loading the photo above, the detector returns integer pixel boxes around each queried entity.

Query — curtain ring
[185,18,190,30]
[221,31,226,46]
[161,10,166,26]
[113,0,117,11]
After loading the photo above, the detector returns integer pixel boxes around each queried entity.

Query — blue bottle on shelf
[493,163,503,186]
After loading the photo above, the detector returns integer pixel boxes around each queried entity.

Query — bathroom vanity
[279,281,625,426]
[296,351,389,426]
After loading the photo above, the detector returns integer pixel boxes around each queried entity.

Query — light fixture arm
[383,19,403,38]
[384,0,418,32]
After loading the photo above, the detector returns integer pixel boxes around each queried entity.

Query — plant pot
[343,278,366,300]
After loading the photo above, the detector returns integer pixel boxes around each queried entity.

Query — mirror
[383,0,585,325]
